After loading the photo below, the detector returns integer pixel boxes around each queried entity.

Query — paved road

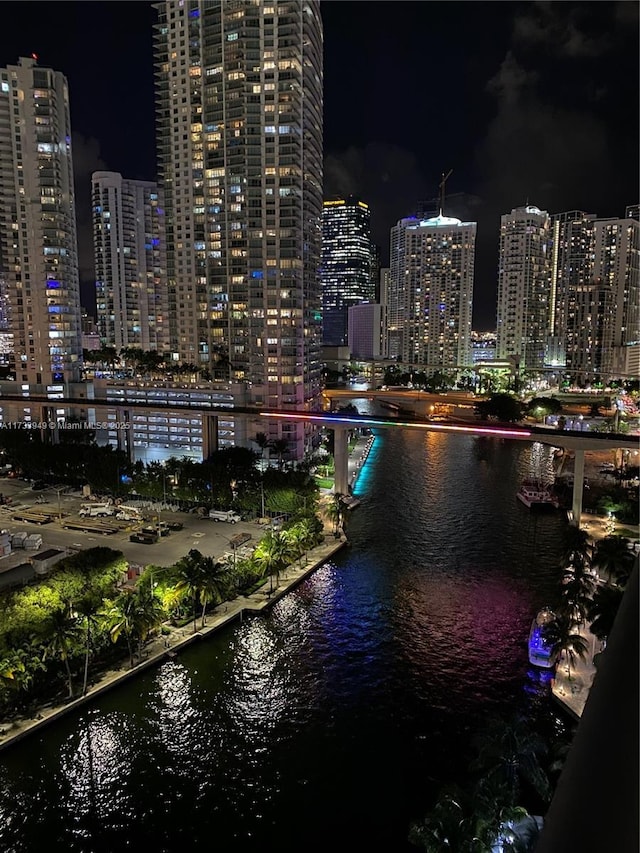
[0,478,263,566]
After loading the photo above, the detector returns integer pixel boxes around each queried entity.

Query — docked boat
[517,479,559,509]
[528,607,557,668]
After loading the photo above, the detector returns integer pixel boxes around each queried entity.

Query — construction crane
[438,169,453,216]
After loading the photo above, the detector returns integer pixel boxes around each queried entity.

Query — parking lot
[0,479,264,568]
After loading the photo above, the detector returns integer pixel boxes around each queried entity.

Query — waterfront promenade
[0,428,377,753]
[0,533,347,752]
[551,509,638,720]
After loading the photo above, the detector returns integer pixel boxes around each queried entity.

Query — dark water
[0,430,566,852]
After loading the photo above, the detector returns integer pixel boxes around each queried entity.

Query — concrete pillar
[333,426,349,495]
[202,414,218,461]
[571,448,586,526]
[116,408,133,462]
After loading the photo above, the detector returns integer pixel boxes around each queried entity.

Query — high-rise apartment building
[0,57,82,384]
[92,171,168,352]
[321,196,374,346]
[389,213,475,367]
[546,210,639,381]
[154,0,323,459]
[594,216,639,377]
[547,210,597,369]
[496,205,551,369]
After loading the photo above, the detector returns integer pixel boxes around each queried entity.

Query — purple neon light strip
[259,411,531,439]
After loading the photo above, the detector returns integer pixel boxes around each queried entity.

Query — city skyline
[0,1,637,330]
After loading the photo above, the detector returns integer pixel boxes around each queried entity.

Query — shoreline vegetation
[0,530,347,753]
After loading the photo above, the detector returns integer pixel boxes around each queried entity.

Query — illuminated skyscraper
[389,214,475,367]
[0,57,82,384]
[321,196,373,346]
[92,171,168,351]
[546,209,638,381]
[496,205,552,369]
[154,0,323,458]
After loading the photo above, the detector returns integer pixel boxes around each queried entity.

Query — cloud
[325,142,433,253]
[512,3,611,58]
[71,133,107,287]
[473,2,635,220]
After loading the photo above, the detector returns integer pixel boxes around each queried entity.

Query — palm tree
[592,535,634,587]
[408,788,472,852]
[174,549,207,633]
[586,584,625,641]
[198,557,230,627]
[253,531,293,594]
[471,716,550,808]
[270,438,289,470]
[101,589,162,667]
[253,432,270,466]
[542,614,589,681]
[560,560,596,626]
[75,597,101,697]
[45,608,81,699]
[283,522,311,568]
[561,526,592,570]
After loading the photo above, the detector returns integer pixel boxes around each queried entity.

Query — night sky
[1,1,638,329]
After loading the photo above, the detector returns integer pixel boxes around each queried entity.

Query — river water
[0,427,566,852]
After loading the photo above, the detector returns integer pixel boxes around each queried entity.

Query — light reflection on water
[0,432,567,852]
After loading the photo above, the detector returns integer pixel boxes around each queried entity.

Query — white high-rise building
[496,205,551,369]
[92,171,168,352]
[0,57,82,384]
[389,214,475,368]
[154,0,323,459]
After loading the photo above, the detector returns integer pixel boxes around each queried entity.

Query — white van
[209,509,241,524]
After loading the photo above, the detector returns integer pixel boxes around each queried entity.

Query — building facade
[547,210,639,381]
[154,0,323,459]
[321,196,374,346]
[0,57,82,385]
[389,214,475,368]
[496,205,551,370]
[595,216,640,377]
[348,302,382,360]
[547,210,597,370]
[92,171,168,352]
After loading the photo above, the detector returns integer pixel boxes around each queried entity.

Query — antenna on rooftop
[439,169,453,216]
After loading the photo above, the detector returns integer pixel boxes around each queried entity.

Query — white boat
[517,479,559,509]
[528,607,557,668]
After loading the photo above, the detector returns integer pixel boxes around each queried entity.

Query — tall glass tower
[321,196,373,346]
[154,0,323,458]
[0,57,82,385]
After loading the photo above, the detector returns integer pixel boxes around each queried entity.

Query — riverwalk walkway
[551,510,638,721]
[0,533,347,754]
[0,427,377,753]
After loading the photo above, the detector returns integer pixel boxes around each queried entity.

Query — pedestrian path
[0,534,346,752]
[551,622,600,720]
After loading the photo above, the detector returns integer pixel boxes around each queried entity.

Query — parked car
[130,532,157,545]
[31,481,48,491]
[167,521,184,531]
